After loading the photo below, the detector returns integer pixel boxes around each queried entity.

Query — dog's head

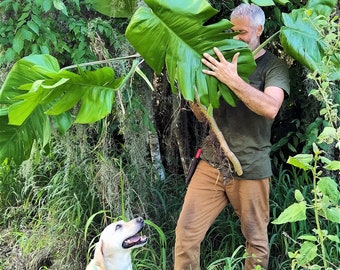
[100,216,147,254]
[87,217,147,270]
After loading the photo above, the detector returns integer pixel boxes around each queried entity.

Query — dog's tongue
[122,235,147,248]
[126,235,141,243]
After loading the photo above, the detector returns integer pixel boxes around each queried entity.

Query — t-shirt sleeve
[265,58,290,95]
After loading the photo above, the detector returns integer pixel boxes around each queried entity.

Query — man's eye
[115,224,122,231]
[232,30,246,34]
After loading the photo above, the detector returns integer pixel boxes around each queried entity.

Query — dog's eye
[115,224,122,231]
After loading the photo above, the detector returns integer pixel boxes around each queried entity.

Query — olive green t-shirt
[202,51,290,179]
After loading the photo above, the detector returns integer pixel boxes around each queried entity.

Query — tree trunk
[151,72,207,176]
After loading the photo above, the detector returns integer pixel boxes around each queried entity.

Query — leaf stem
[312,151,328,268]
[196,100,243,176]
[61,53,141,70]
[253,31,280,56]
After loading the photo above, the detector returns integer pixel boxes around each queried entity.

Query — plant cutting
[125,0,257,175]
[125,0,339,175]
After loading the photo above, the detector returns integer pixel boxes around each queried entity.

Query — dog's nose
[136,216,144,223]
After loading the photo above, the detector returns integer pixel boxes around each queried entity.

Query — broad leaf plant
[0,0,339,173]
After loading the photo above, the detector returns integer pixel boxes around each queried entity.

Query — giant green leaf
[0,54,60,102]
[280,0,339,80]
[125,0,256,108]
[39,67,122,124]
[0,54,125,164]
[1,55,124,126]
[0,107,50,164]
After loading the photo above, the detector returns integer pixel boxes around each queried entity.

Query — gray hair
[230,4,265,28]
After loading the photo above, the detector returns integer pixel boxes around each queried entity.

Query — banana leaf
[125,0,256,108]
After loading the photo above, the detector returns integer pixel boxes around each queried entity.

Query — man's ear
[93,239,106,269]
[257,25,263,37]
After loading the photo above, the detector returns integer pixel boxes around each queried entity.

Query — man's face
[231,16,262,52]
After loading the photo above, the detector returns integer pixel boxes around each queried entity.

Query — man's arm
[201,47,284,120]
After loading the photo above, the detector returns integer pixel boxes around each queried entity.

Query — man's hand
[201,47,285,120]
[201,47,242,88]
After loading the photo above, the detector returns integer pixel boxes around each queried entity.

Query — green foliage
[270,1,339,268]
[0,0,339,269]
[0,158,24,210]
[0,106,51,164]
[307,11,339,143]
[86,0,138,18]
[272,16,339,261]
[125,0,256,108]
[0,0,121,66]
[0,129,101,269]
[133,219,167,270]
[206,245,246,270]
[0,54,128,164]
[280,0,339,80]
[273,151,340,225]
[273,164,340,269]
[273,8,340,258]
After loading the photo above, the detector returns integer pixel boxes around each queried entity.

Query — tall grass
[0,125,338,269]
[0,125,102,269]
[0,137,339,270]
[269,166,312,269]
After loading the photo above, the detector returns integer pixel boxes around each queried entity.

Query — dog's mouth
[122,229,147,249]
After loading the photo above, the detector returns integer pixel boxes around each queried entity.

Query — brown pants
[174,160,269,270]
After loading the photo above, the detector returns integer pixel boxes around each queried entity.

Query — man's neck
[254,48,266,59]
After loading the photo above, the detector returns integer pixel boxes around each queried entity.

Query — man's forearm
[228,79,284,120]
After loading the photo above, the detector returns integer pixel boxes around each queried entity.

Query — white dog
[86,217,147,270]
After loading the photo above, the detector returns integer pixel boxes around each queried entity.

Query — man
[174,3,290,270]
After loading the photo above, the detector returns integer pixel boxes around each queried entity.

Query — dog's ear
[92,239,106,270]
